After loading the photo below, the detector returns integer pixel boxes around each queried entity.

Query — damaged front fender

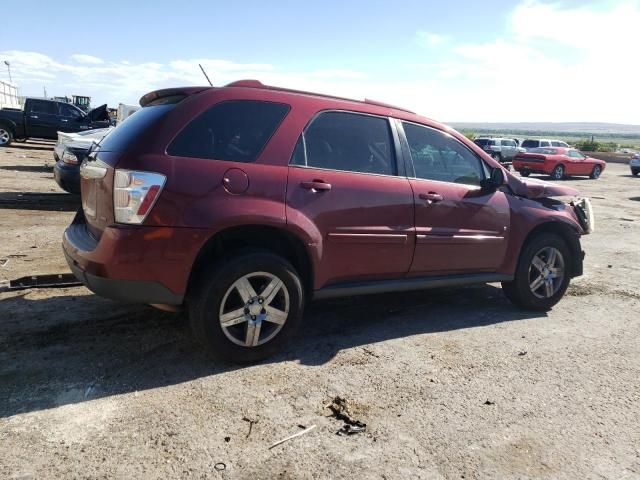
[507,175,580,199]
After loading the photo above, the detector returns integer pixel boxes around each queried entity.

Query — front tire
[551,164,565,180]
[0,127,13,147]
[189,251,304,363]
[502,233,571,311]
[520,170,530,177]
[590,165,602,179]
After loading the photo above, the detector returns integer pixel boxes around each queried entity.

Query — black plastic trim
[313,273,514,300]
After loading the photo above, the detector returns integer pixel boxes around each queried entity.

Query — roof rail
[364,98,414,114]
[224,79,415,114]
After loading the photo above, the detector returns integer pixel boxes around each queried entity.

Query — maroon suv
[63,80,594,362]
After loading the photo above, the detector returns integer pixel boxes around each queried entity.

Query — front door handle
[419,192,443,203]
[30,115,39,119]
[301,180,332,191]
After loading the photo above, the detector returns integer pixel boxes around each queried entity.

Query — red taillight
[136,184,161,216]
[113,169,166,224]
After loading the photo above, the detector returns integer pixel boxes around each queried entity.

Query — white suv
[521,139,569,150]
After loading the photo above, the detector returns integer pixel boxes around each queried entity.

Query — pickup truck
[0,98,110,146]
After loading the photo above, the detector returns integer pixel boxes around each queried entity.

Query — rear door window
[521,140,538,149]
[291,111,396,176]
[402,122,485,186]
[30,100,57,115]
[168,100,290,162]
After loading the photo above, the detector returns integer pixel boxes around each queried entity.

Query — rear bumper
[65,247,183,304]
[53,161,81,194]
[62,211,207,305]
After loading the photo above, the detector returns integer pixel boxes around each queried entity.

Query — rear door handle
[30,115,39,119]
[301,180,332,191]
[419,192,443,203]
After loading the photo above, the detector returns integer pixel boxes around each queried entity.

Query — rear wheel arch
[520,221,582,277]
[187,224,314,299]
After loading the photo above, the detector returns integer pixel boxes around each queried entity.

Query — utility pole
[3,61,10,83]
[43,86,47,98]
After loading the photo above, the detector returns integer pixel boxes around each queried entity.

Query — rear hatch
[79,91,197,240]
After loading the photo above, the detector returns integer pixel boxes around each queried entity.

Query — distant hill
[448,122,640,135]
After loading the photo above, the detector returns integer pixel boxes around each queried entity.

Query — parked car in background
[521,139,570,150]
[513,147,605,180]
[0,98,110,146]
[630,153,640,176]
[63,80,593,363]
[54,128,112,193]
[473,137,519,163]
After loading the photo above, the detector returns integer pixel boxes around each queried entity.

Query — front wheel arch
[519,222,583,278]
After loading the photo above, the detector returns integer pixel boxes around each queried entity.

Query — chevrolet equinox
[63,80,594,362]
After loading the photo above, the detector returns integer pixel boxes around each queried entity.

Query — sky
[1,0,638,124]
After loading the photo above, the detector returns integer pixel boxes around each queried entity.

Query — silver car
[474,137,519,163]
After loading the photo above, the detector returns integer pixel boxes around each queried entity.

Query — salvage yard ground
[0,141,639,479]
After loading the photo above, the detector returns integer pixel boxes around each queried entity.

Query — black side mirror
[480,167,505,193]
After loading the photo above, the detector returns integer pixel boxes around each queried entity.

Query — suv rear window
[98,103,176,152]
[521,140,539,148]
[168,100,290,162]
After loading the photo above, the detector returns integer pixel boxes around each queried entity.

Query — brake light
[113,169,166,224]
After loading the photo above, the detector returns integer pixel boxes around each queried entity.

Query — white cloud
[1,2,639,124]
[416,31,448,47]
[70,54,104,65]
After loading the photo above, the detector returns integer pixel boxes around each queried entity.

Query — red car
[63,81,594,362]
[513,147,605,180]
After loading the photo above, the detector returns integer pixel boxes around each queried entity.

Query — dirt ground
[0,140,639,479]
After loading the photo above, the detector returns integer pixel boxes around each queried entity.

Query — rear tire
[590,165,602,179]
[520,170,530,177]
[189,251,304,364]
[0,127,13,147]
[502,233,571,311]
[551,164,565,180]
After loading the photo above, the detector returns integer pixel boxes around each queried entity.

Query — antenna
[199,64,213,86]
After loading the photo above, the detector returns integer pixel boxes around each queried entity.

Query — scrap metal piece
[8,273,82,291]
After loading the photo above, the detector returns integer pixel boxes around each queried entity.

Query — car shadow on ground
[0,284,541,418]
[0,192,79,211]
[3,144,53,152]
[0,165,53,173]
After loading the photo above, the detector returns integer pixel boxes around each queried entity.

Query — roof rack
[225,80,415,114]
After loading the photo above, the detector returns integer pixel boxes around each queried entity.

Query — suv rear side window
[521,140,538,148]
[168,100,290,162]
[99,103,176,152]
[291,111,396,176]
[402,122,485,186]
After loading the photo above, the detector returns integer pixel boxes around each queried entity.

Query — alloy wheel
[0,129,9,145]
[528,247,565,299]
[552,165,564,180]
[218,272,290,347]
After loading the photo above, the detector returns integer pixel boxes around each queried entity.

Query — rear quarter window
[167,100,290,162]
[98,104,176,152]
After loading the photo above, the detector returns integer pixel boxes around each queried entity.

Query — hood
[87,104,109,122]
[506,173,579,199]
